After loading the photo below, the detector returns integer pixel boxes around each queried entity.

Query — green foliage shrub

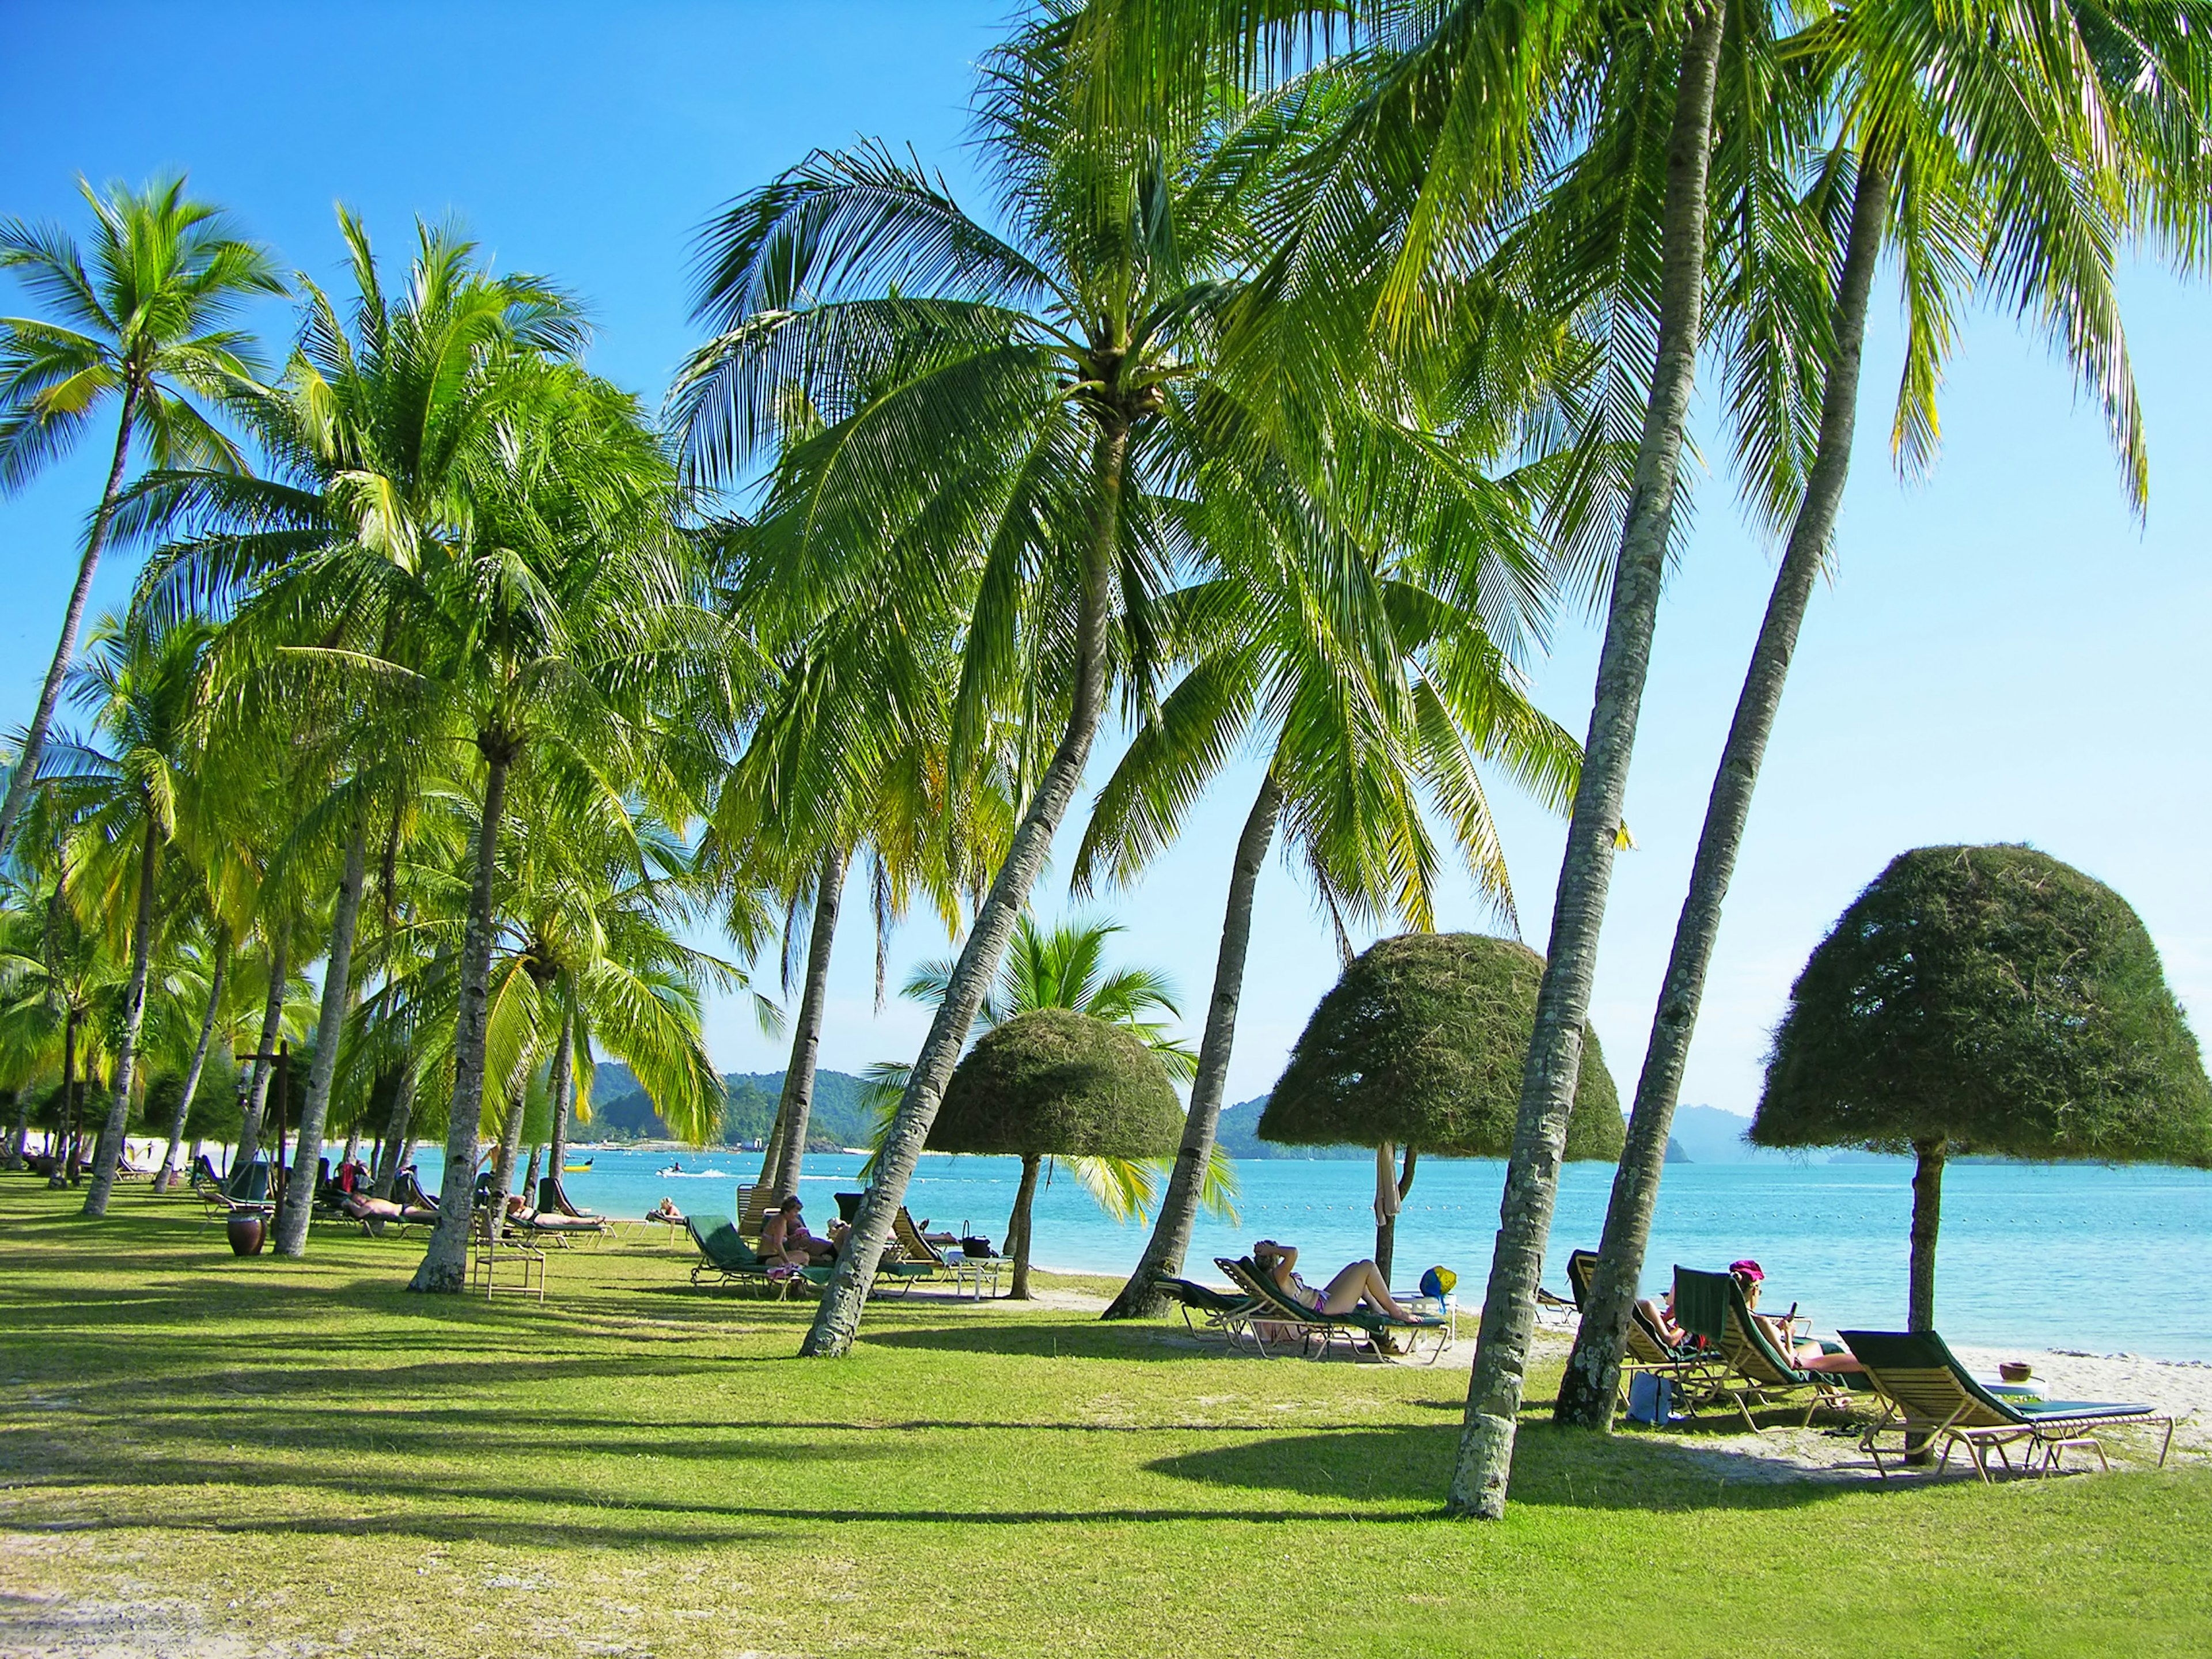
[1262,932,1623,1159]
[931,1007,1182,1158]
[1754,844,2212,1162]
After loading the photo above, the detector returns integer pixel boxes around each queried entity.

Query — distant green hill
[1212,1096,1367,1160]
[584,1065,880,1149]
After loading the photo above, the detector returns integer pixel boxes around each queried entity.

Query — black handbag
[960,1233,994,1259]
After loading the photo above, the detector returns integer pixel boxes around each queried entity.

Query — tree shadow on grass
[861,1319,1244,1363]
[1149,1423,1857,1513]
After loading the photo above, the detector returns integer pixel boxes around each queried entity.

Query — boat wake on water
[655,1166,734,1179]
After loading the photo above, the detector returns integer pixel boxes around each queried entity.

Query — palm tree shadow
[1149,1425,1855,1512]
[861,1319,1237,1363]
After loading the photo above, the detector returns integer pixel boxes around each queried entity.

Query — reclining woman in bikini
[1253,1240,1421,1321]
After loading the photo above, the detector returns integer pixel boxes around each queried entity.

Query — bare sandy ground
[1520,1325,2211,1484]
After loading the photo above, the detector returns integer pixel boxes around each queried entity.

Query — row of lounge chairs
[683,1204,1012,1299]
[1559,1249,2173,1478]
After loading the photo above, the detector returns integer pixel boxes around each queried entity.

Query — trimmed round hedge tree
[1262,933,1624,1278]
[933,1007,1183,1297]
[1753,844,2212,1331]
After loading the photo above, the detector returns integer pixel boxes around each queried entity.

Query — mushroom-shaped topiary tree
[1262,933,1624,1279]
[932,1006,1184,1298]
[1754,845,2212,1331]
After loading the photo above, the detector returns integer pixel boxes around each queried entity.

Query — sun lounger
[338,1193,439,1236]
[891,1206,1003,1297]
[1839,1329,2175,1480]
[1673,1267,1855,1431]
[686,1213,828,1298]
[224,1158,272,1205]
[1564,1249,1728,1418]
[537,1172,604,1221]
[505,1208,607,1248]
[1216,1256,1449,1363]
[1161,1277,1256,1344]
[195,1159,274,1223]
[393,1169,440,1213]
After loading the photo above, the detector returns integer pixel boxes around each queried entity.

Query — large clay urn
[226,1210,266,1256]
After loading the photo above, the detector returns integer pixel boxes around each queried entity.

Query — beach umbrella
[1753,844,2212,1332]
[1262,934,1623,1280]
[931,1008,1182,1300]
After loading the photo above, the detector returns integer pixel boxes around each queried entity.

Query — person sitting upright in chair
[1729,1259,1861,1374]
[761,1196,844,1266]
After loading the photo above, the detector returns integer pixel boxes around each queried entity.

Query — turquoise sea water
[425,1147,2212,1362]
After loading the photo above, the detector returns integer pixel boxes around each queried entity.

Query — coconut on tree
[1751,844,2212,1332]
[1261,933,1623,1281]
[930,1006,1185,1300]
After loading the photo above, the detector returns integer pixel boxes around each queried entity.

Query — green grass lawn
[3,1180,2207,1657]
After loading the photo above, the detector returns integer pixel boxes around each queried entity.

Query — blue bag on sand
[1626,1371,1676,1425]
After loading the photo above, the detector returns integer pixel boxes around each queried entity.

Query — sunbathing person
[760,1196,843,1266]
[1729,1260,1861,1374]
[652,1197,682,1221]
[1253,1239,1418,1321]
[1637,1290,1690,1350]
[342,1192,437,1225]
[501,1194,600,1230]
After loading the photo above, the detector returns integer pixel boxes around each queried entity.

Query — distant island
[588,1068,1695,1164]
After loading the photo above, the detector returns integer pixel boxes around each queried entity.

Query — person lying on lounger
[1253,1240,1418,1321]
[341,1192,437,1225]
[760,1196,846,1265]
[501,1194,600,1230]
[652,1197,681,1221]
[1730,1260,1861,1374]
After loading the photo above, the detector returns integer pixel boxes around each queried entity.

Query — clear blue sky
[6,2,2207,1119]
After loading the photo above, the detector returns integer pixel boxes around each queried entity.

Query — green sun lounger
[687,1213,828,1297]
[1674,1267,1855,1431]
[1161,1276,1256,1343]
[1840,1329,2176,1479]
[1565,1249,1727,1417]
[1217,1256,1449,1363]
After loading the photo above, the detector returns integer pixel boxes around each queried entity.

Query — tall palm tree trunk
[1007,1152,1042,1300]
[1104,775,1282,1320]
[543,1009,574,1208]
[372,1064,418,1201]
[46,1012,78,1188]
[1449,1,1725,1520]
[84,815,161,1217]
[157,928,231,1191]
[274,816,370,1255]
[0,385,141,861]
[489,1085,528,1221]
[802,421,1130,1357]
[1556,156,1889,1429]
[767,847,847,1203]
[236,932,290,1165]
[410,742,514,1293]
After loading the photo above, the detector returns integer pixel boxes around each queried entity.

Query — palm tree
[1090,468,1582,1320]
[37,611,215,1215]
[677,1,1349,1357]
[1251,0,1729,1518]
[1552,0,2197,1430]
[479,787,746,1218]
[870,913,1206,1298]
[0,175,278,861]
[702,582,1014,1211]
